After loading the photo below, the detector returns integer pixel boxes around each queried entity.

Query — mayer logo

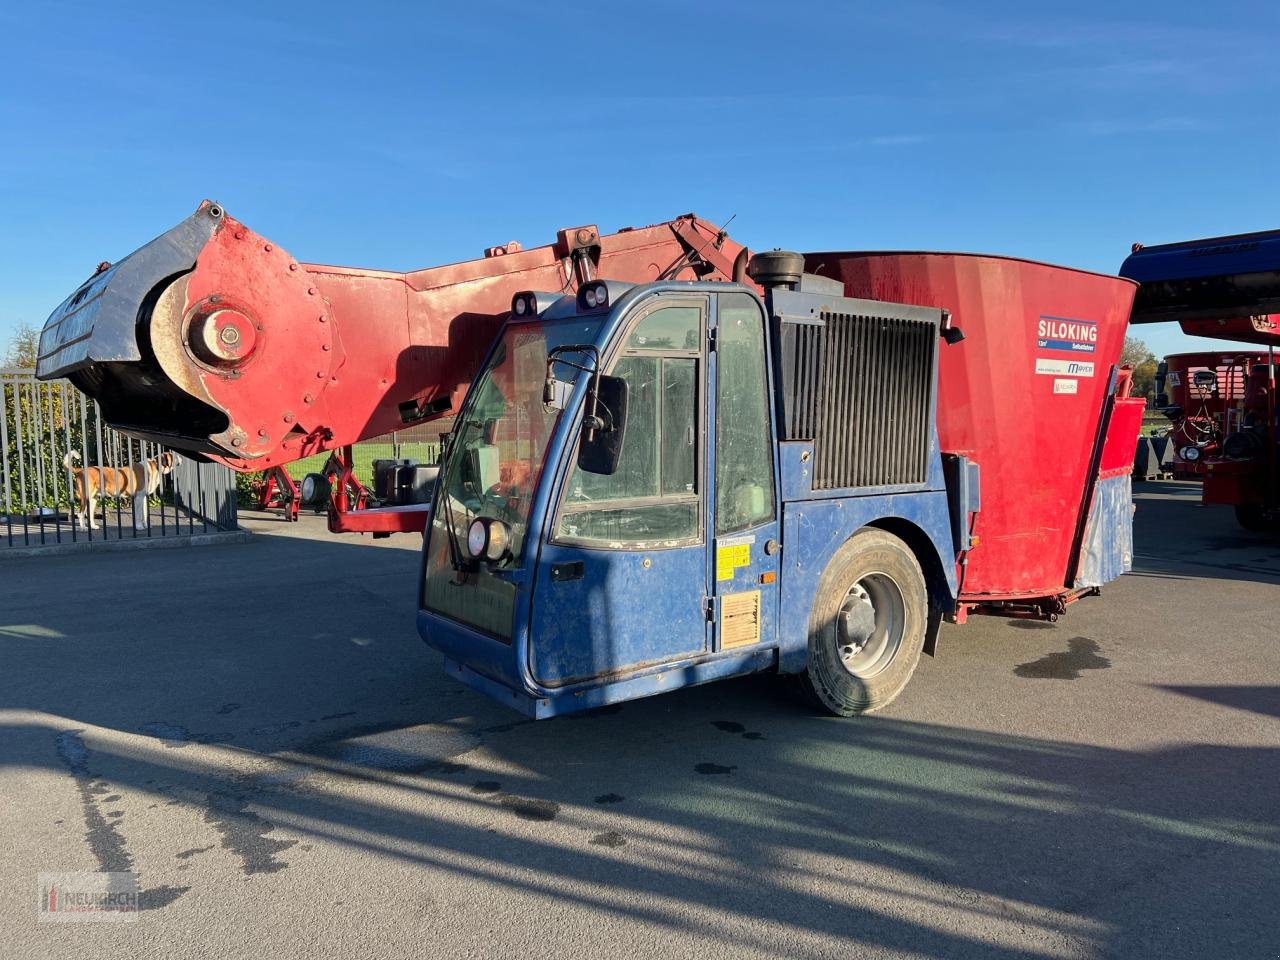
[1037,315,1097,353]
[1036,358,1095,378]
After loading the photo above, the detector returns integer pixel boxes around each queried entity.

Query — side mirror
[577,374,628,475]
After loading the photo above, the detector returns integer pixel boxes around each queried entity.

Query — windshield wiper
[434,432,468,576]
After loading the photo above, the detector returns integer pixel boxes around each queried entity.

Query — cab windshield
[430,316,603,566]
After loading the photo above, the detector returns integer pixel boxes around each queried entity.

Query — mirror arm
[585,361,605,443]
[545,345,603,436]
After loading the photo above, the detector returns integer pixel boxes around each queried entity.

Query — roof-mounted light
[510,290,561,319]
[512,292,536,317]
[578,281,609,312]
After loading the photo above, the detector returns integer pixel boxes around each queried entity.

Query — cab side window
[716,293,775,533]
[556,304,702,544]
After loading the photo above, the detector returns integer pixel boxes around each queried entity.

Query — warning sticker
[721,590,762,648]
[1037,315,1098,354]
[716,542,752,582]
[1036,358,1094,378]
[1053,378,1078,395]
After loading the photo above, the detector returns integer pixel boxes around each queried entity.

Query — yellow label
[715,542,751,581]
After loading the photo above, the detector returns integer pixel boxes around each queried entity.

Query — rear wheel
[797,528,928,716]
[1234,504,1279,533]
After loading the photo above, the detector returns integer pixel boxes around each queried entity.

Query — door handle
[551,561,584,582]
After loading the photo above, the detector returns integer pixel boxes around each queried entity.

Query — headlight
[1180,445,1201,462]
[467,519,488,557]
[466,517,512,561]
[485,518,511,559]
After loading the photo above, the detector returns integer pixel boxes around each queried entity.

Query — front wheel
[797,528,928,716]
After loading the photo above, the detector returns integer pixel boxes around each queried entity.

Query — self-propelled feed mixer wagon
[37,202,1143,717]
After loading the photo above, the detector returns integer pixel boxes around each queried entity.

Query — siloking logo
[1037,315,1097,353]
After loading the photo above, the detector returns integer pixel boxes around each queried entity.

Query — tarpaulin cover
[1074,473,1134,588]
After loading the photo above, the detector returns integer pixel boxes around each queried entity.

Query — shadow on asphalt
[1129,481,1280,586]
[2,490,1277,958]
[1156,684,1280,720]
[9,674,1278,959]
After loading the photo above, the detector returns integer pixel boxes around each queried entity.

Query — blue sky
[2,1,1277,360]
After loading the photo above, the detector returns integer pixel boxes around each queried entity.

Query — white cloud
[868,134,932,147]
[1062,116,1206,136]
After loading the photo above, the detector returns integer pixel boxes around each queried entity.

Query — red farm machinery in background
[1149,350,1271,480]
[1121,232,1280,532]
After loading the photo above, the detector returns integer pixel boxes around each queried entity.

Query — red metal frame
[322,446,370,515]
[319,445,415,535]
[117,206,747,535]
[140,205,747,472]
[329,502,430,536]
[1179,314,1280,347]
[256,466,300,521]
[103,204,747,536]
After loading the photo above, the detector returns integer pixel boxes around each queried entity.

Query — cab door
[710,291,781,653]
[529,297,709,687]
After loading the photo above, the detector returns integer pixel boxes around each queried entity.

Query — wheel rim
[835,572,905,678]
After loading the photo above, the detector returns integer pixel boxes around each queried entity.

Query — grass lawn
[276,441,442,481]
[1142,413,1172,437]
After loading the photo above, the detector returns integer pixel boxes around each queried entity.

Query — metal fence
[275,435,444,485]
[1,368,238,550]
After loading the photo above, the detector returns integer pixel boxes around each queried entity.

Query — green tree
[1120,335,1159,401]
[3,321,90,511]
[2,322,39,368]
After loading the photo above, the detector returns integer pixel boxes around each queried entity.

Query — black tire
[1234,504,1278,533]
[796,528,928,716]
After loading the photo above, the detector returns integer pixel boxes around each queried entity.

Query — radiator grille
[781,310,937,489]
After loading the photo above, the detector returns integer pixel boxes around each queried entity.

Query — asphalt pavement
[1,481,1276,959]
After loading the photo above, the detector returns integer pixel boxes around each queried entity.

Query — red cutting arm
[40,201,749,472]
